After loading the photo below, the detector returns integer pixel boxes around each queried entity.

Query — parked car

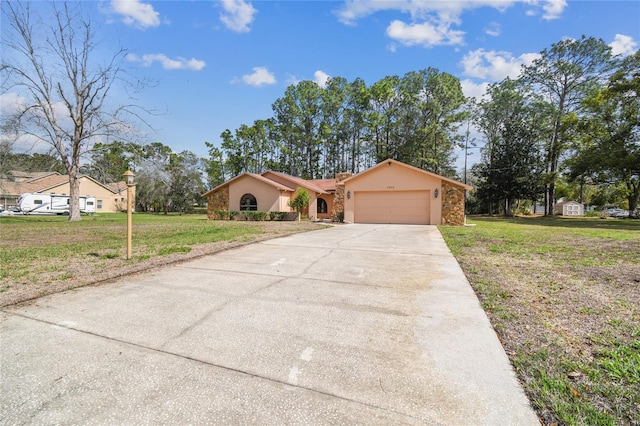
[605,208,625,217]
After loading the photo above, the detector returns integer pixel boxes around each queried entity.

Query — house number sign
[386,186,395,189]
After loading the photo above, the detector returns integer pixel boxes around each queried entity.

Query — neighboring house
[554,200,584,216]
[0,171,131,213]
[204,158,472,225]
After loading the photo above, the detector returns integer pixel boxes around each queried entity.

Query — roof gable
[203,172,295,197]
[261,171,329,194]
[343,158,472,190]
[0,174,121,196]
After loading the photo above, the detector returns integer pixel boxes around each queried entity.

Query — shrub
[269,211,286,221]
[213,210,230,220]
[288,188,310,213]
[229,211,240,220]
[244,211,268,221]
[515,206,532,216]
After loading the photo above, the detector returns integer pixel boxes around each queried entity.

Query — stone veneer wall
[206,186,229,220]
[331,172,352,221]
[441,182,466,226]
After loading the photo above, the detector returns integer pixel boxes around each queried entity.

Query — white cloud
[284,74,302,86]
[232,67,276,87]
[110,0,160,29]
[484,22,501,37]
[126,53,206,71]
[336,1,568,47]
[460,79,490,100]
[0,92,26,116]
[336,1,513,25]
[314,70,331,88]
[609,34,638,56]
[524,0,568,20]
[386,19,465,47]
[541,0,567,20]
[460,48,540,81]
[0,93,73,127]
[220,0,257,33]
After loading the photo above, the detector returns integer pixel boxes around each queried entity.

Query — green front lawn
[440,216,640,425]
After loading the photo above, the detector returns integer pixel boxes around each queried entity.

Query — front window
[240,193,257,211]
[97,200,103,209]
[317,198,328,214]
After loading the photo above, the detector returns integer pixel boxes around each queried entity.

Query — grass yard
[439,216,640,426]
[0,213,327,307]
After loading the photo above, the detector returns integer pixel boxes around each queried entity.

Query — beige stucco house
[205,159,472,225]
[203,170,335,221]
[0,171,131,213]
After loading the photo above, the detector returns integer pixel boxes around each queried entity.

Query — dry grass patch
[440,217,640,425]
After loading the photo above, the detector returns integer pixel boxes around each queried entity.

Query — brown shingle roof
[261,171,329,194]
[202,172,295,197]
[307,179,336,192]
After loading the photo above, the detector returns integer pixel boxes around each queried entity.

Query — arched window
[240,193,257,211]
[317,198,328,214]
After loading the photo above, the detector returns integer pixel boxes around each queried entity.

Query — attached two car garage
[354,190,430,225]
[343,159,470,226]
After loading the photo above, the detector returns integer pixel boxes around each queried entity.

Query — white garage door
[354,190,430,224]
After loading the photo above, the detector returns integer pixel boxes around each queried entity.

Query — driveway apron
[1,224,538,425]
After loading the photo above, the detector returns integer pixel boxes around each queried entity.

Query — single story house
[554,200,584,216]
[0,171,131,213]
[204,159,472,225]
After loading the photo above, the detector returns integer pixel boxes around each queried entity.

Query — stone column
[331,172,352,221]
[441,182,466,226]
[207,186,229,220]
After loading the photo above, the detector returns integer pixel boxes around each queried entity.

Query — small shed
[554,201,583,216]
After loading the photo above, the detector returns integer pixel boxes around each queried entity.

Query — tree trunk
[68,169,81,222]
[628,181,639,218]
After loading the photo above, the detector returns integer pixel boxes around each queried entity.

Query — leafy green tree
[288,187,310,217]
[203,142,226,189]
[521,36,616,215]
[168,150,205,214]
[400,68,466,176]
[82,141,140,183]
[321,77,350,176]
[0,141,65,175]
[272,81,324,178]
[473,79,546,215]
[367,76,402,163]
[567,51,640,216]
[135,142,173,212]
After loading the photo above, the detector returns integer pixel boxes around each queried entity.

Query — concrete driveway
[1,224,537,425]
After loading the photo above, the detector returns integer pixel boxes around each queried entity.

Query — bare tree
[1,1,149,221]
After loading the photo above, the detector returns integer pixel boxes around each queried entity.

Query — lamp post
[123,170,135,260]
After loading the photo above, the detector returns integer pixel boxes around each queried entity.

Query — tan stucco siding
[46,177,125,213]
[229,175,283,212]
[343,163,442,224]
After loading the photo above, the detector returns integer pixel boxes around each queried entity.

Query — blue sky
[3,0,639,171]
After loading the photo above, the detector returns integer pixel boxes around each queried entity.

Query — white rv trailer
[17,193,96,215]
